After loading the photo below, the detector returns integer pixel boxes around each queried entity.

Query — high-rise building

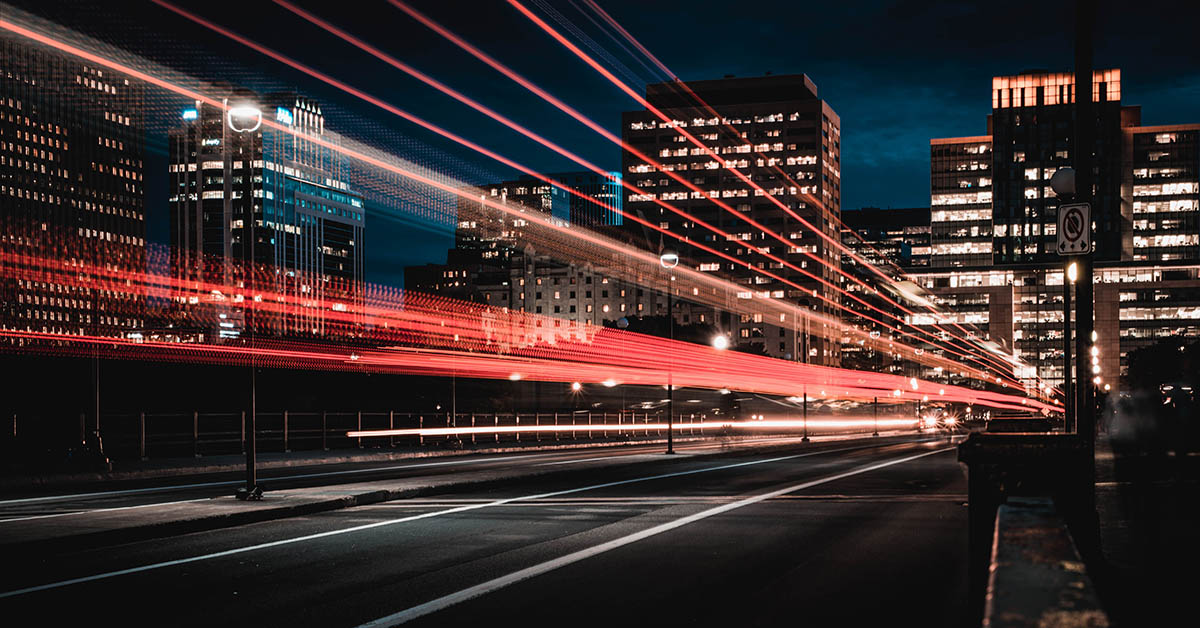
[920,69,1200,392]
[1,34,146,338]
[1128,125,1200,261]
[930,137,993,267]
[620,74,842,364]
[168,92,365,339]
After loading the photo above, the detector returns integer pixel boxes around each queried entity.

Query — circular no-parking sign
[1057,203,1091,255]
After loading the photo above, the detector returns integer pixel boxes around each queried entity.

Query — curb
[3,433,932,558]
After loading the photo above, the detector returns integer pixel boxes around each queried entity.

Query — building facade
[168,93,365,339]
[620,74,842,364]
[921,69,1200,392]
[1,35,146,339]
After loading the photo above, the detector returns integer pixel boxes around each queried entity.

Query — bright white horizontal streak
[0,442,887,599]
[347,419,918,438]
[357,447,953,626]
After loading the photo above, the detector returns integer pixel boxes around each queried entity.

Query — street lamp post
[802,390,809,442]
[1073,1,1097,487]
[231,102,263,501]
[1064,261,1076,431]
[617,317,629,420]
[660,250,678,455]
[873,396,879,437]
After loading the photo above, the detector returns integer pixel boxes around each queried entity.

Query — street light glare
[571,381,581,391]
[711,334,729,351]
[658,250,679,269]
[1067,262,1078,283]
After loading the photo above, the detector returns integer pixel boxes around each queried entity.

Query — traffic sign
[1057,202,1091,256]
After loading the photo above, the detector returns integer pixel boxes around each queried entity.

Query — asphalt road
[0,438,968,627]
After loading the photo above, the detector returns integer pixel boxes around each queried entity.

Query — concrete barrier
[984,497,1109,627]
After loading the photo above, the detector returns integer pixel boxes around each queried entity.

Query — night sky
[8,0,1200,288]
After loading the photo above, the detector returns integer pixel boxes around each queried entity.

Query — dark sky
[9,0,1200,287]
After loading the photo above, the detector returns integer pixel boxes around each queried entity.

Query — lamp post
[1064,261,1077,431]
[231,102,263,501]
[873,397,879,437]
[660,250,678,455]
[802,390,809,442]
[617,317,629,420]
[1072,0,1097,492]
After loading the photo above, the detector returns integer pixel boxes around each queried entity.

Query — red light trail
[377,0,1040,388]
[0,12,1050,399]
[505,0,1051,391]
[137,2,1028,389]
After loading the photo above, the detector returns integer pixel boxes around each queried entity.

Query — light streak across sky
[0,4,1059,408]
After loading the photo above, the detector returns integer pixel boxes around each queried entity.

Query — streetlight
[1061,260,1078,431]
[616,317,628,419]
[711,334,729,351]
[234,101,264,502]
[659,249,678,455]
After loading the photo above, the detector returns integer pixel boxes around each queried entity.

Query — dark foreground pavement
[1093,436,1200,627]
[0,437,968,627]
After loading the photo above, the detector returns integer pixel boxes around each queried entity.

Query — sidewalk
[0,431,930,558]
[1093,436,1200,626]
[0,433,708,491]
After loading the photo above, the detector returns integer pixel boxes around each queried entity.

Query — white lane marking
[0,498,210,523]
[0,454,549,506]
[357,447,953,627]
[0,440,909,598]
[536,454,644,466]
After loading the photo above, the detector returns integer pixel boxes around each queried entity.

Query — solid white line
[536,454,641,466]
[0,498,210,523]
[0,441,898,599]
[356,447,953,627]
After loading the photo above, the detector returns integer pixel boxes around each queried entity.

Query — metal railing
[79,411,723,461]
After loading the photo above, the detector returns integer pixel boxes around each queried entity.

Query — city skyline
[5,0,1199,289]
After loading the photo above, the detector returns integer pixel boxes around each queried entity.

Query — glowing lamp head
[508,373,522,381]
[602,378,618,388]
[571,382,582,391]
[1091,330,1098,343]
[659,250,679,269]
[1067,262,1078,284]
[227,104,262,133]
[910,377,919,391]
[711,334,730,351]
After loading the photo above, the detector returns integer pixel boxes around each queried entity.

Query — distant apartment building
[919,69,1200,392]
[620,74,842,364]
[168,92,365,339]
[0,34,146,338]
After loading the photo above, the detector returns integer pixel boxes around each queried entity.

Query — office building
[168,92,365,339]
[920,69,1200,391]
[0,35,146,338]
[620,74,842,365]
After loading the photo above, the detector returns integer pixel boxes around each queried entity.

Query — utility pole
[1073,0,1096,491]
[1063,264,1074,432]
[802,390,809,442]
